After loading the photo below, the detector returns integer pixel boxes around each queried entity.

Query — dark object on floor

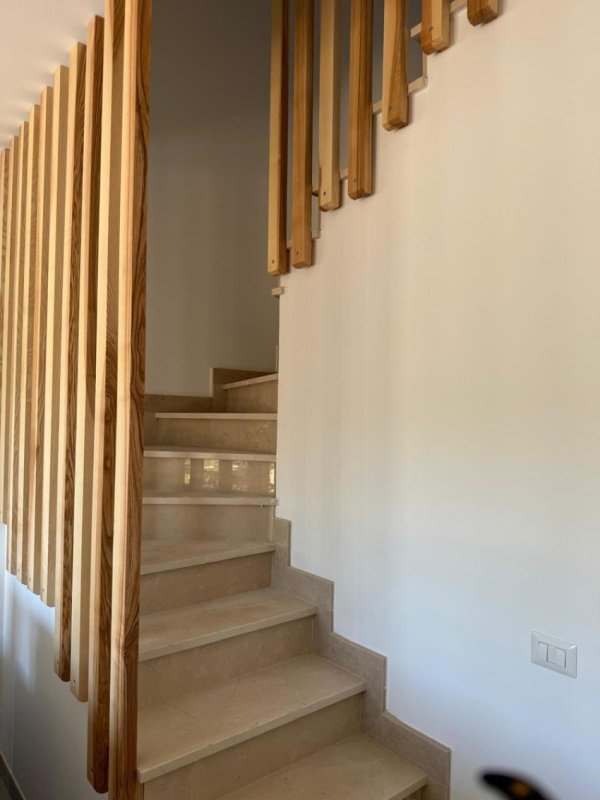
[482,773,555,800]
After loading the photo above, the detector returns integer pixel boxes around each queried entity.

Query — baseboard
[271,516,451,800]
[0,754,26,800]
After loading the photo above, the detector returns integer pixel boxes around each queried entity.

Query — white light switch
[532,632,577,678]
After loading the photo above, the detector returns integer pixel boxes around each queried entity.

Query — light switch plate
[531,632,577,678]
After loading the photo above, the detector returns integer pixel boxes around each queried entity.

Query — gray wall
[146,0,279,397]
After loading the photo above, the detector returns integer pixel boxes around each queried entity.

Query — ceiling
[0,0,104,148]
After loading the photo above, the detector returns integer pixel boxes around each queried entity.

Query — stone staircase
[138,373,428,799]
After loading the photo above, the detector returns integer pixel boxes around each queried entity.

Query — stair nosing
[137,655,366,783]
[141,541,275,576]
[155,412,277,421]
[144,445,276,462]
[223,373,278,390]
[139,589,317,661]
[142,491,277,507]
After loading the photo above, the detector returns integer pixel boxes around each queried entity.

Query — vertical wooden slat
[318,0,341,212]
[421,0,450,54]
[54,42,87,683]
[0,139,18,532]
[291,0,314,268]
[0,150,8,452]
[41,65,70,606]
[467,0,499,25]
[382,0,409,131]
[16,105,40,585]
[6,122,30,573]
[72,15,104,704]
[88,0,125,790]
[348,0,374,200]
[267,0,289,276]
[110,0,151,796]
[27,88,54,594]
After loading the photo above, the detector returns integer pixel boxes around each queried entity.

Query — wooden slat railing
[268,0,500,274]
[0,2,151,799]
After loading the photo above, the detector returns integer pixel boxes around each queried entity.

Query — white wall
[0,526,103,800]
[277,2,600,798]
[146,0,279,398]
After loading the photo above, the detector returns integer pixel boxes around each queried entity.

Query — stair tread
[144,444,276,461]
[139,588,316,660]
[141,539,275,575]
[137,654,366,782]
[143,488,277,506]
[223,373,278,390]
[221,735,427,800]
[155,412,277,420]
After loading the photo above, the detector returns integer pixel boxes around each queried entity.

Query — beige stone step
[141,539,275,576]
[221,735,427,800]
[143,489,277,506]
[138,591,315,707]
[154,412,277,453]
[224,374,278,414]
[143,449,275,496]
[140,541,274,614]
[142,502,273,542]
[139,588,316,660]
[137,655,366,783]
[144,445,276,461]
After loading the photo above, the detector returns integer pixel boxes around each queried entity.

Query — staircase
[138,373,427,799]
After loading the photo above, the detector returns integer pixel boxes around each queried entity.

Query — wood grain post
[109,1,151,796]
[27,88,54,595]
[88,0,126,791]
[71,16,104,705]
[6,121,30,574]
[421,0,450,54]
[0,138,18,533]
[467,0,499,25]
[267,0,289,276]
[348,0,374,199]
[382,0,409,131]
[41,64,70,607]
[54,41,87,683]
[0,149,9,522]
[318,0,341,212]
[291,0,314,268]
[16,105,40,586]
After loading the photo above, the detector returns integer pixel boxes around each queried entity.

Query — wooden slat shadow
[27,87,54,595]
[72,15,104,705]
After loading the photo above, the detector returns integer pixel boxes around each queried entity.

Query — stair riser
[143,457,275,496]
[141,554,272,614]
[142,504,273,541]
[226,382,278,413]
[156,418,276,453]
[139,618,313,708]
[142,696,361,800]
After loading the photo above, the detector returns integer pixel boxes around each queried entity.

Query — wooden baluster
[421,0,450,54]
[71,15,104,706]
[55,41,87,683]
[7,121,30,574]
[0,138,18,535]
[267,0,289,276]
[291,0,314,267]
[27,87,54,595]
[41,65,70,606]
[382,0,409,131]
[109,0,151,796]
[468,0,499,25]
[88,0,125,791]
[0,149,8,522]
[16,105,40,586]
[319,0,341,211]
[348,0,374,199]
